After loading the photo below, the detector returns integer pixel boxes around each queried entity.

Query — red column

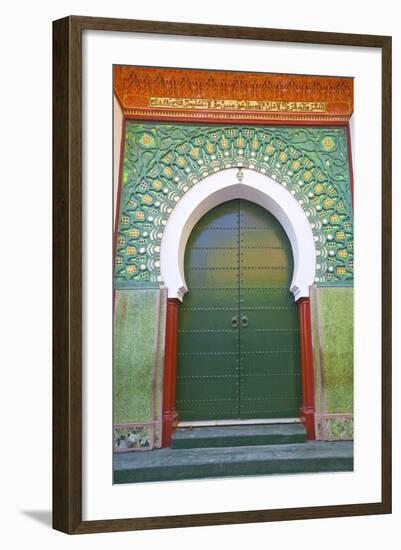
[162,298,180,447]
[297,297,316,440]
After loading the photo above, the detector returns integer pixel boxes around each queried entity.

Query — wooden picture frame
[53,15,392,534]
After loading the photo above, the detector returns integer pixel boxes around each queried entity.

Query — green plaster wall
[311,285,353,440]
[113,288,166,449]
[154,293,166,445]
[319,286,353,413]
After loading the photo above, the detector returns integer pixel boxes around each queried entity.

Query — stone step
[171,423,307,449]
[114,441,353,484]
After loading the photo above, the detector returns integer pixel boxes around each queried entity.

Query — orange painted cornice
[114,65,353,123]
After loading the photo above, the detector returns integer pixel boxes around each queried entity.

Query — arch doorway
[161,169,316,445]
[176,199,302,421]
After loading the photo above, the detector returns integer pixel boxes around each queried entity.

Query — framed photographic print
[53,16,392,534]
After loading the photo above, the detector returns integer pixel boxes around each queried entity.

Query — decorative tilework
[115,123,353,288]
[113,288,166,450]
[310,285,354,441]
[315,415,354,441]
[114,425,152,451]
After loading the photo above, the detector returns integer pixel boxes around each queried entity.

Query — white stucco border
[160,168,316,301]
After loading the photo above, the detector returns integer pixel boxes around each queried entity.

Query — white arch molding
[160,168,316,302]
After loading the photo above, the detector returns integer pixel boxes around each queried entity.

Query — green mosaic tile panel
[114,123,354,288]
[113,289,160,424]
[311,286,354,415]
[317,286,353,413]
[154,290,166,446]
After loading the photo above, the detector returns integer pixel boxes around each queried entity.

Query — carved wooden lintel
[114,65,353,122]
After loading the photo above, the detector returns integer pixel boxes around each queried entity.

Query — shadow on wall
[20,510,52,528]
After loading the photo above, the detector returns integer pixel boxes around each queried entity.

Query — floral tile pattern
[115,124,353,288]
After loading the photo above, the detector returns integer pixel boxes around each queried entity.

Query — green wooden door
[239,200,301,418]
[176,199,301,421]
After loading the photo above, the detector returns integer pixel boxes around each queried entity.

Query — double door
[176,199,301,420]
